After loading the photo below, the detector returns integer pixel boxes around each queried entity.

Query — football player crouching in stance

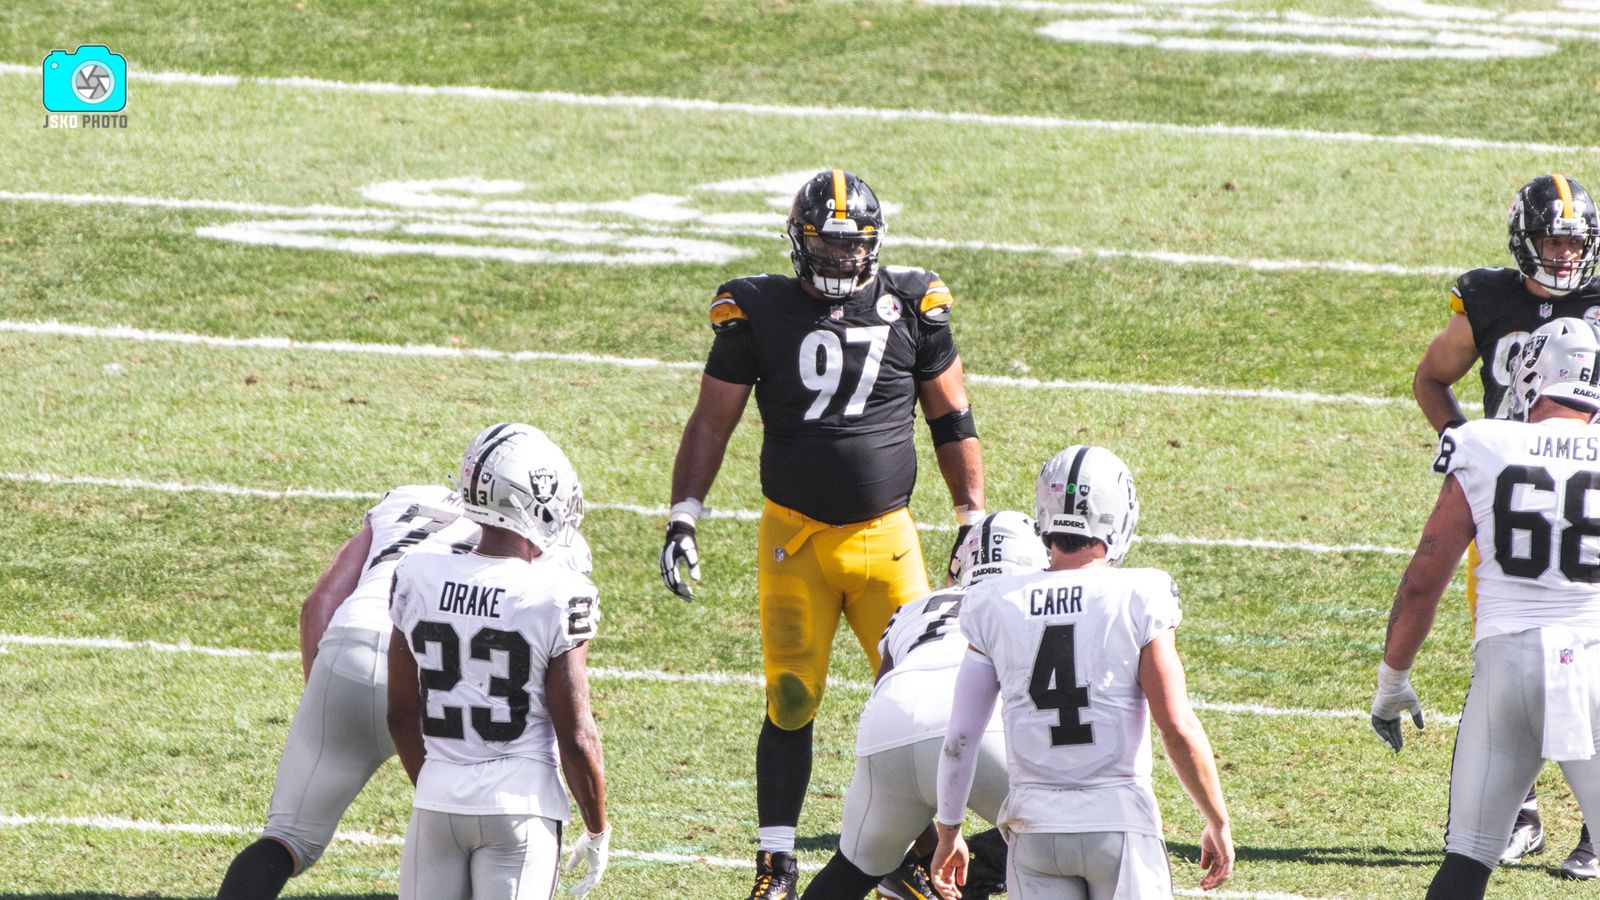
[1373,319,1600,899]
[800,511,1045,900]
[388,424,609,900]
[933,446,1234,898]
[215,422,594,900]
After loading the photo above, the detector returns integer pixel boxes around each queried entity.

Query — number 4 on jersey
[1029,624,1094,746]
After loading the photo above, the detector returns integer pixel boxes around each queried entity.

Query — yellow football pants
[757,500,931,730]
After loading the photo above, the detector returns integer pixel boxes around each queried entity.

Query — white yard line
[0,632,1462,725]
[0,319,1427,407]
[0,812,1340,896]
[1,60,1593,156]
[0,470,1415,555]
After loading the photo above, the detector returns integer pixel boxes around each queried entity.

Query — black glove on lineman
[660,520,701,602]
[947,523,973,586]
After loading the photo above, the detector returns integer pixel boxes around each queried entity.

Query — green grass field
[5,1,1600,897]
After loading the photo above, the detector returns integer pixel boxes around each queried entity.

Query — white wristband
[1377,660,1411,691]
[669,499,704,526]
[955,506,987,527]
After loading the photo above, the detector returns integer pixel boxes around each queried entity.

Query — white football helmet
[458,422,584,552]
[1509,317,1600,421]
[1034,445,1139,565]
[955,511,1048,587]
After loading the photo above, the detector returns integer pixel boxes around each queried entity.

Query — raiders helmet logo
[530,468,559,504]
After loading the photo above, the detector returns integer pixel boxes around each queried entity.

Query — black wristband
[928,407,978,446]
[1439,417,1467,435]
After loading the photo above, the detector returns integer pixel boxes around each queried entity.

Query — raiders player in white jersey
[800,511,1047,900]
[1373,318,1600,898]
[931,446,1234,899]
[388,423,609,900]
[215,425,594,900]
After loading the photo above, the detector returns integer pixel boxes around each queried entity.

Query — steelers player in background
[660,169,985,899]
[1412,172,1600,879]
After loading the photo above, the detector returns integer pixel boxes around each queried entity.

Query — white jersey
[1437,418,1600,645]
[389,549,600,818]
[961,566,1182,836]
[328,485,479,634]
[330,485,593,634]
[857,586,1003,755]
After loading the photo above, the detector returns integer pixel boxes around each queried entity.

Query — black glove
[660,520,701,602]
[947,523,973,586]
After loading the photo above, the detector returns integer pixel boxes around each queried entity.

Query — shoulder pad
[708,285,748,334]
[878,266,953,325]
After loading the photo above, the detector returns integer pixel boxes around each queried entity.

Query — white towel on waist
[1542,628,1595,762]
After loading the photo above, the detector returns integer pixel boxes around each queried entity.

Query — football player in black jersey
[660,169,985,900]
[1411,172,1600,879]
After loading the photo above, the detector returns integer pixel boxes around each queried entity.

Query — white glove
[1370,661,1424,752]
[563,826,611,896]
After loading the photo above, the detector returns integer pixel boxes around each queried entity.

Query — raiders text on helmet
[1034,445,1140,565]
[786,169,884,299]
[955,511,1049,587]
[1508,173,1600,296]
[458,422,585,552]
[1510,317,1600,421]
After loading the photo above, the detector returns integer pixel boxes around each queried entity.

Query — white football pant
[1446,628,1600,867]
[261,626,395,870]
[838,732,1009,876]
[1007,830,1172,900]
[399,809,561,900]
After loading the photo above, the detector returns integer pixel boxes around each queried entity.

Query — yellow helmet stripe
[1555,172,1575,219]
[831,168,848,218]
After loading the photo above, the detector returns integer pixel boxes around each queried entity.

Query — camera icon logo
[42,45,127,112]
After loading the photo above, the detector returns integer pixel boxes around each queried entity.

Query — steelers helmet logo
[72,61,115,104]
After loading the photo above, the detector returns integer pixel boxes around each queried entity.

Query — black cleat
[875,859,946,900]
[1559,840,1600,880]
[749,850,799,900]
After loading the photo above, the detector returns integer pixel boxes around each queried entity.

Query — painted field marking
[893,0,1600,61]
[0,470,1418,556]
[0,812,1335,896]
[0,188,1465,278]
[1,60,1595,155]
[0,319,1435,408]
[0,632,1463,725]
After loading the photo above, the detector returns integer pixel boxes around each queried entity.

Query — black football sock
[216,838,295,900]
[798,851,883,900]
[756,716,813,827]
[1424,853,1492,900]
[1582,823,1593,845]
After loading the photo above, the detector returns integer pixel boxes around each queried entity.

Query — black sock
[756,716,813,827]
[1425,853,1492,900]
[799,851,882,900]
[217,838,295,900]
[1584,823,1594,846]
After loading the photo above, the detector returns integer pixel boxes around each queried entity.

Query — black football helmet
[1508,173,1600,295]
[786,169,884,299]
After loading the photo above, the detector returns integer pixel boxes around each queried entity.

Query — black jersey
[1452,268,1600,418]
[702,267,959,525]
